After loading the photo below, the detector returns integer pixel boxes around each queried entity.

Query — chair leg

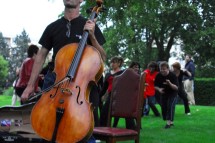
[107,138,115,143]
[135,138,139,143]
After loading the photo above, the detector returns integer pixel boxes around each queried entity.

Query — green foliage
[80,0,205,69]
[0,55,8,93]
[2,87,13,96]
[196,66,215,78]
[81,1,215,78]
[0,32,10,60]
[181,1,215,76]
[8,30,31,83]
[12,30,31,67]
[0,30,31,90]
[194,78,215,105]
[0,55,8,77]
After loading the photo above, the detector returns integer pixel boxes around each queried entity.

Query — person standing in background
[183,54,195,105]
[129,61,141,74]
[99,56,124,127]
[15,44,39,105]
[11,67,20,106]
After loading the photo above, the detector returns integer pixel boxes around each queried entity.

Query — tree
[8,29,31,82]
[13,30,31,66]
[0,55,8,93]
[0,32,10,60]
[181,0,215,77]
[0,32,10,89]
[81,0,200,69]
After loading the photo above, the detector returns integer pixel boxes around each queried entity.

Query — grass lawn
[0,94,215,143]
[140,105,215,143]
[0,87,20,107]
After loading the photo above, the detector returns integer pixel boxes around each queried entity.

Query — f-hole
[76,86,83,105]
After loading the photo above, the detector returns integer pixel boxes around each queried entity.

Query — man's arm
[84,19,106,61]
[21,47,49,101]
[89,34,106,61]
[155,86,165,94]
[165,79,178,91]
[189,63,195,78]
[183,69,192,77]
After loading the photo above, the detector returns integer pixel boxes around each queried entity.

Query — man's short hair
[186,54,192,59]
[159,61,169,69]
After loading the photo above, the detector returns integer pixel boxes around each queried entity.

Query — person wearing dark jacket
[155,61,178,129]
[183,54,195,105]
[172,62,191,115]
[99,56,124,127]
[99,58,136,130]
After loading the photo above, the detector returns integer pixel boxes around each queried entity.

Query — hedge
[194,78,215,106]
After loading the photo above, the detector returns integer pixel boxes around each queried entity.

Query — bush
[0,55,9,93]
[196,67,215,78]
[1,87,13,96]
[194,78,215,106]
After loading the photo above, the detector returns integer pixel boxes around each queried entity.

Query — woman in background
[129,61,141,74]
[99,56,124,127]
[143,61,161,117]
[172,62,191,115]
[15,44,39,105]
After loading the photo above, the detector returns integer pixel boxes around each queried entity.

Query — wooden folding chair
[93,68,146,143]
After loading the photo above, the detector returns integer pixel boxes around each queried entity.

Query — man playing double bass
[21,0,106,142]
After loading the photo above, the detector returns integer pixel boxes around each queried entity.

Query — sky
[0,0,64,44]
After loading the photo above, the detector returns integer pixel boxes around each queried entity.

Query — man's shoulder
[46,16,87,27]
[187,60,195,65]
[155,72,162,79]
[78,15,88,21]
[186,60,195,70]
[48,18,64,26]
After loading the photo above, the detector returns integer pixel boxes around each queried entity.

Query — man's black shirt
[154,72,178,96]
[39,16,106,61]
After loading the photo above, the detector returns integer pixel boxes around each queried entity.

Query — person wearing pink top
[15,44,39,105]
[143,61,161,117]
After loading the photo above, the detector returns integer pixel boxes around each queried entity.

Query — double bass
[30,1,106,142]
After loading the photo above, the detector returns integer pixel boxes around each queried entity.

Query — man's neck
[64,8,80,21]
